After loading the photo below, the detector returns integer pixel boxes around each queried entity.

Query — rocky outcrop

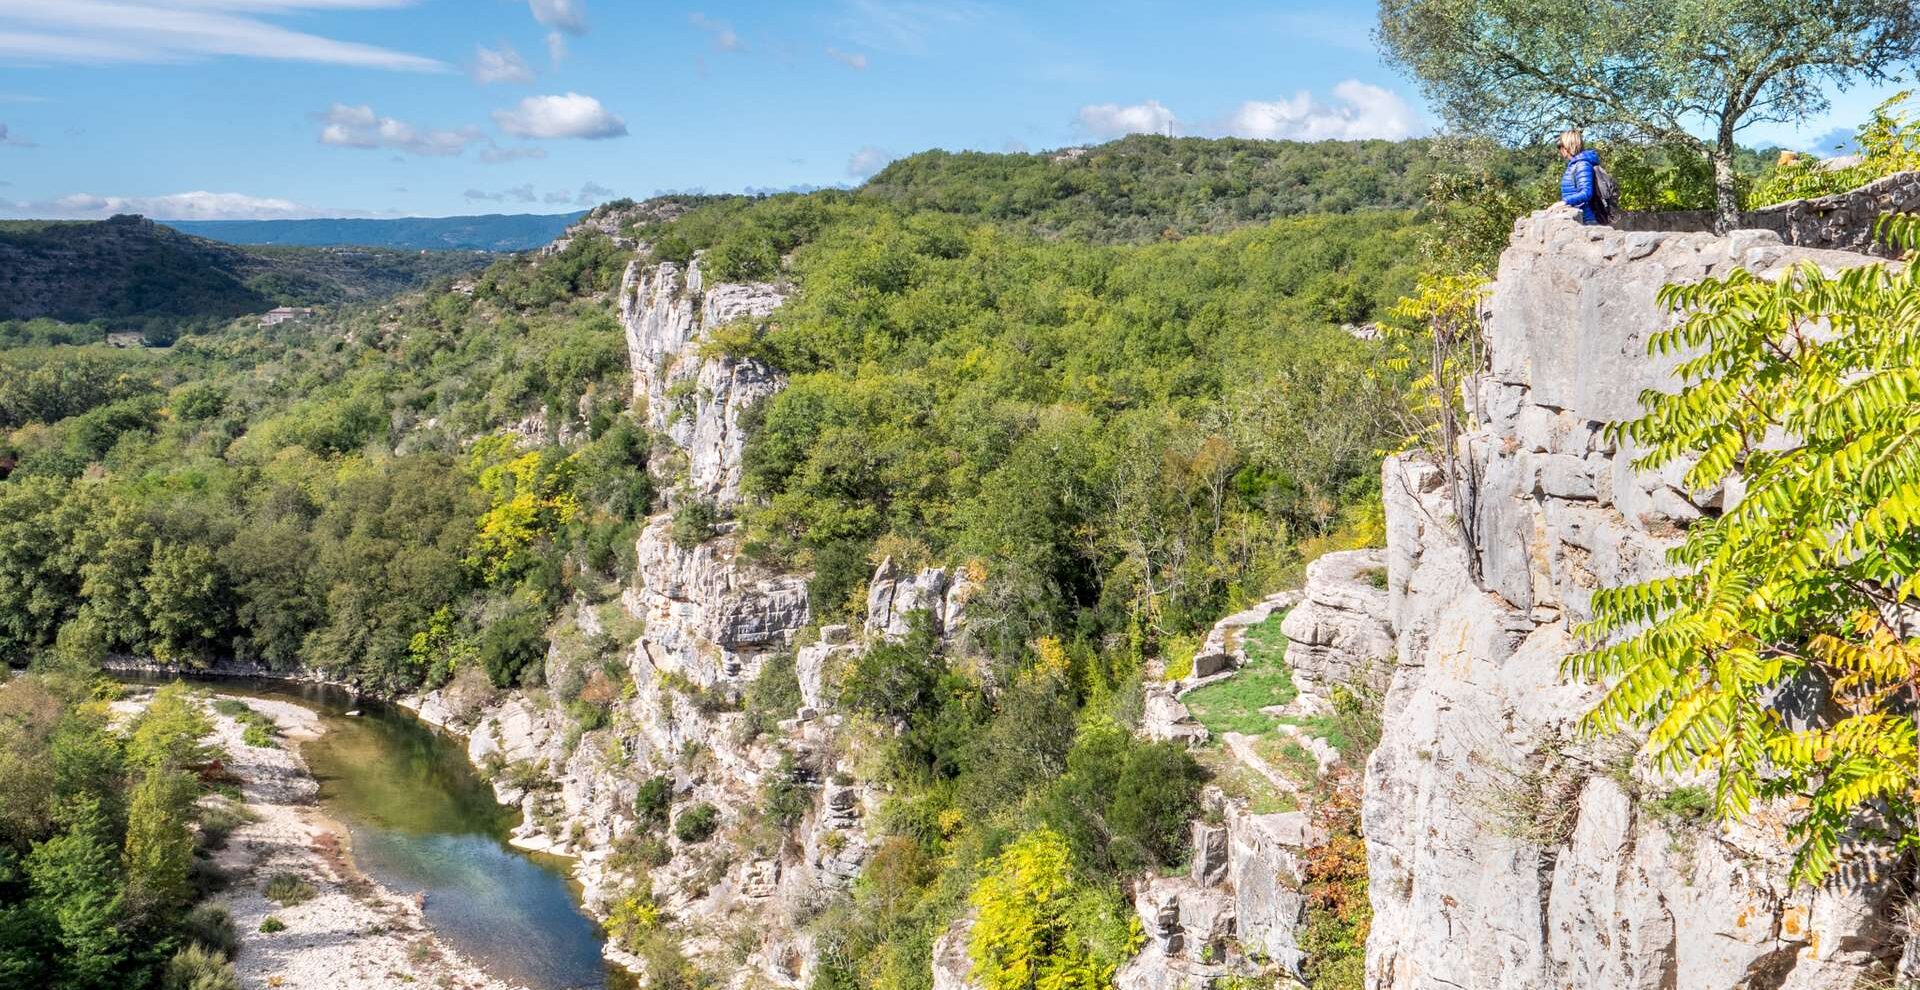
[1616,169,1920,256]
[628,515,809,688]
[864,556,980,642]
[1280,549,1392,696]
[1363,206,1907,990]
[621,256,788,509]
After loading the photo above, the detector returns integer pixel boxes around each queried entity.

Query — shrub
[241,723,276,748]
[182,903,238,958]
[162,943,238,990]
[479,608,549,689]
[635,774,673,829]
[669,498,719,546]
[263,872,317,907]
[258,916,286,934]
[673,803,720,844]
[762,752,811,828]
[739,651,803,743]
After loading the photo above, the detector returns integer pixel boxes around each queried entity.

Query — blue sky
[0,1,1903,220]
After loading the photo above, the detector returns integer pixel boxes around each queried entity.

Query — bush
[182,903,238,958]
[673,803,720,844]
[739,651,803,742]
[635,774,673,829]
[479,608,548,688]
[241,722,276,748]
[162,943,238,990]
[669,498,719,546]
[258,916,286,933]
[263,872,317,906]
[763,751,811,827]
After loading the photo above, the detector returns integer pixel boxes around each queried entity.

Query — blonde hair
[1558,129,1584,155]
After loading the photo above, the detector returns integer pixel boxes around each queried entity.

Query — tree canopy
[1376,0,1920,227]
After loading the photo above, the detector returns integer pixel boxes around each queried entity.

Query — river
[136,676,625,990]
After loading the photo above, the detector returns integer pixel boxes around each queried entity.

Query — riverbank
[135,686,522,990]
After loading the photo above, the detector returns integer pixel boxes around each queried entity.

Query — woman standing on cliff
[1558,129,1607,224]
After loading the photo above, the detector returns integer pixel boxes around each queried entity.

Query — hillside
[164,211,585,252]
[0,214,490,335]
[859,134,1536,242]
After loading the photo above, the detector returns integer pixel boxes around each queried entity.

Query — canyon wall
[1363,205,1908,990]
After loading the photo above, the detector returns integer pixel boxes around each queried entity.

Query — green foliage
[161,942,238,990]
[122,769,198,913]
[763,751,812,828]
[1754,93,1920,205]
[479,606,548,688]
[1566,257,1920,883]
[1377,0,1920,221]
[862,135,1523,243]
[966,826,1137,990]
[669,498,719,547]
[182,904,238,958]
[1039,720,1204,877]
[257,915,285,933]
[635,774,674,830]
[673,803,720,844]
[263,872,316,907]
[739,651,803,743]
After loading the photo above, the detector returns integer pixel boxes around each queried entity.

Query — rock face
[1363,206,1906,990]
[1616,169,1920,256]
[1280,549,1392,696]
[621,256,789,509]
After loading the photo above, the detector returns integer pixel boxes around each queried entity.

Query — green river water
[149,677,627,990]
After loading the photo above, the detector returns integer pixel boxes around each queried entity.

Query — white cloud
[528,0,587,35]
[0,0,442,71]
[316,103,482,156]
[1074,83,1424,144]
[545,31,567,63]
[1220,81,1420,141]
[1077,99,1177,138]
[543,189,572,204]
[492,92,626,140]
[826,46,868,69]
[472,42,533,84]
[575,180,616,205]
[4,189,333,220]
[847,145,895,179]
[689,13,743,53]
[0,123,33,147]
[464,187,505,203]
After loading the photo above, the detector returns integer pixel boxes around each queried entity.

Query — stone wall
[1613,169,1920,257]
[1363,205,1908,990]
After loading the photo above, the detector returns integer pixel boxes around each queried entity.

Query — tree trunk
[1711,141,1740,235]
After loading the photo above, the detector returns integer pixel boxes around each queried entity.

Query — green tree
[23,797,131,990]
[122,769,198,916]
[967,827,1133,990]
[1376,0,1920,229]
[1567,255,1920,882]
[141,541,229,666]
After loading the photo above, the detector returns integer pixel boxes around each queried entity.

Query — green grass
[1182,611,1295,737]
[263,873,317,907]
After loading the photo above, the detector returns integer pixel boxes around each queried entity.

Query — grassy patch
[263,873,317,907]
[1182,611,1295,737]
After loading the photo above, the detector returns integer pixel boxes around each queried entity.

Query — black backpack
[1592,163,1622,223]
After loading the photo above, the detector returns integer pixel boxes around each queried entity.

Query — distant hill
[858,134,1536,243]
[0,214,490,334]
[164,212,585,252]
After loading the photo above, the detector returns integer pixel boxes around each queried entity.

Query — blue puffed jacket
[1560,149,1601,224]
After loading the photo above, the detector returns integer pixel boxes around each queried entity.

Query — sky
[0,0,1904,220]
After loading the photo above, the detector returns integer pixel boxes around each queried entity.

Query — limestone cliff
[1363,206,1908,989]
